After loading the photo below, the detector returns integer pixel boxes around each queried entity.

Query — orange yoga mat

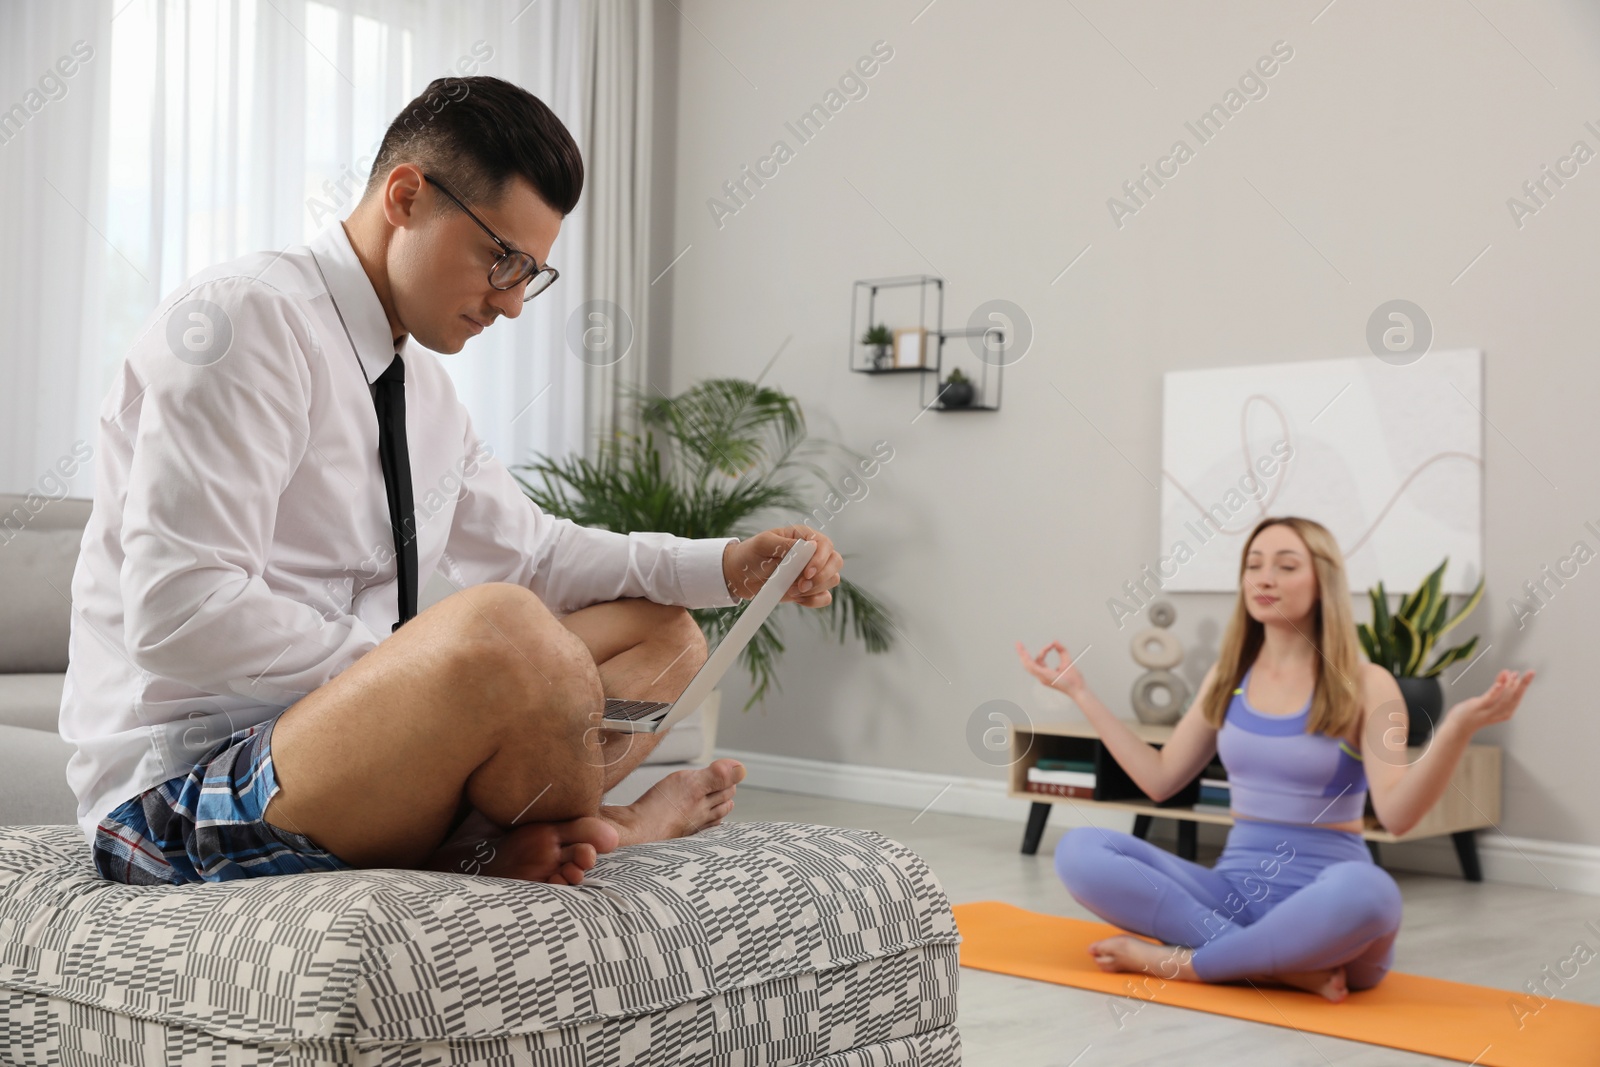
[954,901,1600,1066]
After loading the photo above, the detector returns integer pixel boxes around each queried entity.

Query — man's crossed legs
[261,581,745,884]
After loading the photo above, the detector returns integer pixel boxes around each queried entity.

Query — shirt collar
[308,220,412,383]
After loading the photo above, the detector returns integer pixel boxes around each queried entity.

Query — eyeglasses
[423,173,559,302]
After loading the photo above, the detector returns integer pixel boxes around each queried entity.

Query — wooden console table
[1009,719,1502,881]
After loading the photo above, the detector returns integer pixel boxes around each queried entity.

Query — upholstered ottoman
[0,821,959,1065]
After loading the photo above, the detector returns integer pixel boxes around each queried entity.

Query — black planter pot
[1395,674,1443,747]
[940,379,975,407]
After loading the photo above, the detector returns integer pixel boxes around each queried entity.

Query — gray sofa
[0,492,716,827]
[0,492,89,826]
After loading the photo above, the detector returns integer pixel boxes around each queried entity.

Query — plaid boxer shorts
[92,715,353,885]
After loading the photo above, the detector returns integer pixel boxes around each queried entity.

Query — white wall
[658,0,1600,851]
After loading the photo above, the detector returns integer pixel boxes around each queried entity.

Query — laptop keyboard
[603,699,671,720]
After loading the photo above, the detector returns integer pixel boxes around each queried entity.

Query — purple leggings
[1055,817,1403,989]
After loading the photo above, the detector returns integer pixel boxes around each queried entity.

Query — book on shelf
[1034,757,1096,773]
[1025,781,1095,800]
[1026,767,1096,788]
[1197,777,1231,807]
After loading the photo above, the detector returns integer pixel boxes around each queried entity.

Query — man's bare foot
[1262,966,1349,1002]
[424,815,619,885]
[1087,935,1197,980]
[601,758,747,847]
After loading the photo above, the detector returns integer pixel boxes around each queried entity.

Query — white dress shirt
[61,220,738,847]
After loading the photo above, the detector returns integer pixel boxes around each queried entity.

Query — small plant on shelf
[861,323,894,369]
[940,366,975,408]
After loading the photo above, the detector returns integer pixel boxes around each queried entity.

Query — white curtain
[1,0,654,498]
[580,0,654,450]
[0,0,113,502]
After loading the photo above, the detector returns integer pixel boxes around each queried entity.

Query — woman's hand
[1016,639,1087,698]
[1441,668,1534,738]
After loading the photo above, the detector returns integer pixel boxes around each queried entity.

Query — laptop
[599,537,819,734]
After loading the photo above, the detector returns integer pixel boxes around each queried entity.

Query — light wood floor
[727,786,1600,1067]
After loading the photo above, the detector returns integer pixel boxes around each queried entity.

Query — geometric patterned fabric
[0,821,961,1065]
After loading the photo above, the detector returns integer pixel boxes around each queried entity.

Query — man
[64,75,841,887]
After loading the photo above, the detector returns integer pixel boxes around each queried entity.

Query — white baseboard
[718,747,1600,898]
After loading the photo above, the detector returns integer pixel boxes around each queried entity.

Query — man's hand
[722,525,842,607]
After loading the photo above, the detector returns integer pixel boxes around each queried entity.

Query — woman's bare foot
[1086,935,1350,1001]
[1263,966,1349,1002]
[601,758,746,847]
[1087,935,1197,980]
[424,815,619,885]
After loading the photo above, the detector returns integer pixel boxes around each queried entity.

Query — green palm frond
[513,377,898,708]
[801,575,894,653]
[634,378,803,481]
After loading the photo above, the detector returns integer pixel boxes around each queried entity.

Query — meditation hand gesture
[1441,668,1534,738]
[1015,639,1087,698]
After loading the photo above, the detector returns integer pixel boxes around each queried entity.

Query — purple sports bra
[1214,664,1369,825]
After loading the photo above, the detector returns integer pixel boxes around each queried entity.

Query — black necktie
[374,354,417,632]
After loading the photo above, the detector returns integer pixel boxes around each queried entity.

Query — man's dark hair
[365,75,583,216]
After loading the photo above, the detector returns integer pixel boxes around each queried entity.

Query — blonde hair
[1199,516,1366,743]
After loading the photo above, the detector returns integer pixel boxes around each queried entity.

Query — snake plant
[1357,557,1485,678]
[511,377,895,711]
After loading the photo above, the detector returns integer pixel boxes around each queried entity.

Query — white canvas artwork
[1159,349,1484,595]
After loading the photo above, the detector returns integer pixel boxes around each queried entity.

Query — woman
[1015,516,1532,1001]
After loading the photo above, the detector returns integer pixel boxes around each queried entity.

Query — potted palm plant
[1356,557,1485,746]
[512,378,895,712]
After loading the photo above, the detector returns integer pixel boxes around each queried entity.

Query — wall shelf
[924,325,1004,413]
[849,274,941,374]
[850,275,1005,413]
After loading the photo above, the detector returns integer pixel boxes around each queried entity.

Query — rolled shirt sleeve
[119,277,382,706]
[439,412,741,614]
